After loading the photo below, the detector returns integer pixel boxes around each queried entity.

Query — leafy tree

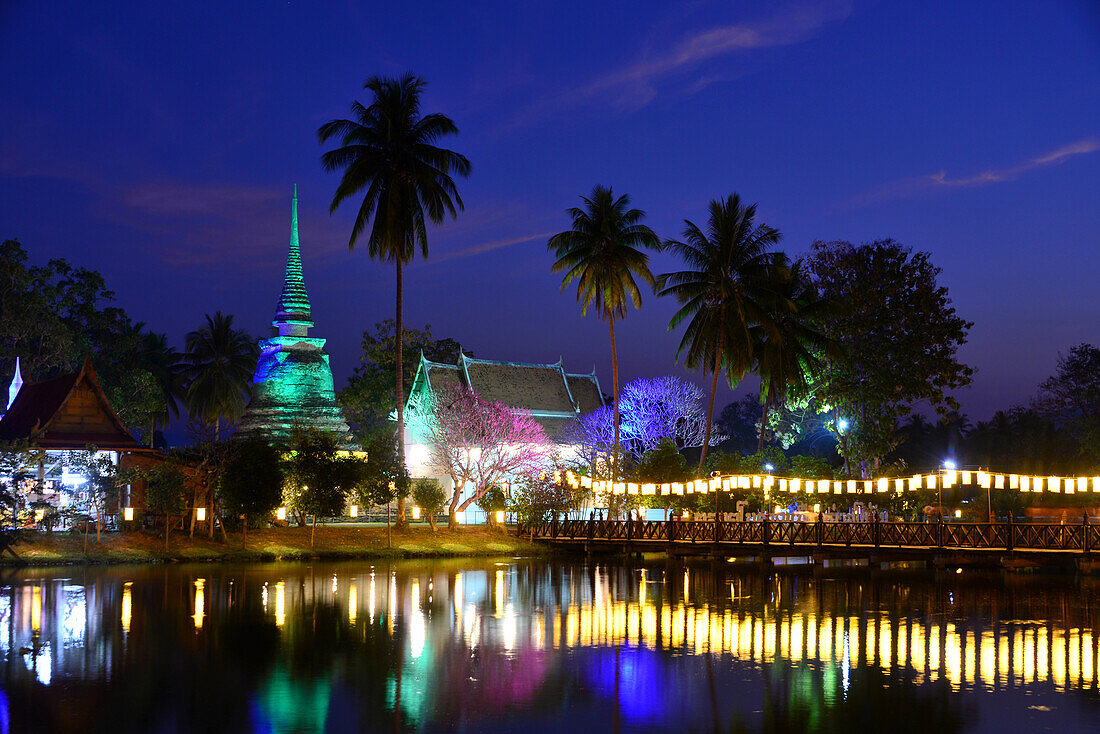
[633,438,690,518]
[1033,343,1100,464]
[354,430,408,546]
[753,259,834,450]
[716,394,763,454]
[509,473,579,527]
[283,428,367,545]
[319,73,470,529]
[0,239,170,434]
[806,239,973,476]
[120,459,187,551]
[658,194,784,469]
[338,320,467,441]
[790,455,834,480]
[476,485,508,527]
[140,331,187,445]
[411,478,445,531]
[183,312,258,437]
[219,438,284,546]
[548,185,660,486]
[962,407,1080,475]
[0,440,42,529]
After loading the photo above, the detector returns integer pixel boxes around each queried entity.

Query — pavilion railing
[520,518,1100,553]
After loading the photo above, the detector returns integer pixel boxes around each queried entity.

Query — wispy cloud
[425,231,555,265]
[928,138,1100,187]
[847,137,1100,208]
[510,0,852,124]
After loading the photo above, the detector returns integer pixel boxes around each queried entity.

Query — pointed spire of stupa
[274,184,314,329]
[7,357,22,411]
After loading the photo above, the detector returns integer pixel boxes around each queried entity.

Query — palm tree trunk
[699,329,724,470]
[609,317,620,519]
[758,391,773,451]
[395,258,408,529]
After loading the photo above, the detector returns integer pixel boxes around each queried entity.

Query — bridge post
[552,517,559,539]
[762,517,770,549]
[1006,514,1014,552]
[873,515,880,549]
[1084,515,1091,554]
[587,519,594,543]
[938,518,945,549]
[817,514,823,549]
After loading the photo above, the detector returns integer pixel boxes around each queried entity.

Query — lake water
[1,557,1098,733]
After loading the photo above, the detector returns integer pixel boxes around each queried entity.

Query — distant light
[765,463,774,472]
[954,509,962,518]
[349,505,358,518]
[196,507,206,522]
[412,507,421,520]
[943,460,957,471]
[276,506,287,521]
[837,419,849,433]
[495,510,506,524]
[123,507,134,522]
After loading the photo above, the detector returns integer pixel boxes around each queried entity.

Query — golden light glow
[123,507,134,521]
[349,505,358,517]
[193,579,205,630]
[495,510,506,524]
[196,507,206,522]
[277,506,287,520]
[412,506,421,520]
[121,581,132,633]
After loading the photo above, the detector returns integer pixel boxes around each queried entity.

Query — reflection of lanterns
[196,507,206,522]
[412,507,421,520]
[122,581,132,633]
[193,579,205,630]
[276,506,286,520]
[349,505,358,518]
[495,510,506,524]
[123,507,134,522]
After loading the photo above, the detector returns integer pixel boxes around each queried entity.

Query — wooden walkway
[522,518,1100,558]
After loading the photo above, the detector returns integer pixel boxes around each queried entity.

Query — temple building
[237,187,358,450]
[402,352,604,513]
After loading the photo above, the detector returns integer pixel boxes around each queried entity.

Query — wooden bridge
[521,517,1100,564]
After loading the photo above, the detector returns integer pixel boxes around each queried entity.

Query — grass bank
[1,525,550,566]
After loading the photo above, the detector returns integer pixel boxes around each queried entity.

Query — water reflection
[0,559,1098,732]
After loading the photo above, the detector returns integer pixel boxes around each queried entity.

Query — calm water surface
[2,557,1099,733]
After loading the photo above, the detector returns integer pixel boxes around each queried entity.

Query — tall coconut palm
[753,260,834,450]
[319,73,469,527]
[183,312,258,438]
[658,194,783,469]
[548,185,660,484]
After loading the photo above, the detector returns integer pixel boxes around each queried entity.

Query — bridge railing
[520,518,1100,552]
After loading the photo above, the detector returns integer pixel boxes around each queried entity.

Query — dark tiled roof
[464,360,575,413]
[425,363,463,393]
[531,415,576,442]
[0,372,79,442]
[566,374,604,413]
[0,356,140,450]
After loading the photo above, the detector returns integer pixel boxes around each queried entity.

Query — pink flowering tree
[421,383,552,527]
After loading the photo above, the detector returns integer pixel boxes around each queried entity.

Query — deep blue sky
[1,1,1097,422]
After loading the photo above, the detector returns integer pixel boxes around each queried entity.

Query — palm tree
[753,259,833,450]
[658,194,783,469]
[319,73,469,527]
[548,185,660,485]
[183,312,258,438]
[141,331,187,446]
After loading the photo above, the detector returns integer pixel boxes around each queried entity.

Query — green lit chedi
[237,187,358,449]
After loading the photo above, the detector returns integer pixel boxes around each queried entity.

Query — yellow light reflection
[193,579,205,630]
[122,582,132,633]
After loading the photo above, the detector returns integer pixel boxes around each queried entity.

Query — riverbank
[1,525,550,566]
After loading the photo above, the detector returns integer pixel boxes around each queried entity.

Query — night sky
[1,1,1097,421]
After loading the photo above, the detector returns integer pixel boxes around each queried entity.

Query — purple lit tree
[421,383,553,527]
[566,376,723,464]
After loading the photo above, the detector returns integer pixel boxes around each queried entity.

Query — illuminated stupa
[237,187,358,449]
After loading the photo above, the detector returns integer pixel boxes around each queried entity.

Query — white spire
[7,357,22,411]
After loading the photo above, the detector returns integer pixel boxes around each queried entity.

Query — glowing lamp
[627,483,639,495]
[642,483,656,495]
[774,506,783,514]
[944,471,957,488]
[1021,476,1031,492]
[895,479,904,492]
[994,475,1005,490]
[1077,477,1087,493]
[1094,477,1100,493]
[924,475,936,489]
[672,482,683,495]
[961,471,971,484]
[412,507,421,520]
[818,480,829,494]
[277,506,287,520]
[613,482,626,495]
[722,477,731,490]
[123,507,134,522]
[661,483,671,495]
[954,509,962,519]
[847,480,857,493]
[977,471,990,489]
[350,505,359,517]
[832,481,842,494]
[1050,476,1062,492]
[751,475,761,489]
[34,508,44,522]
[878,478,888,493]
[813,504,821,513]
[737,476,750,489]
[196,507,206,522]
[495,510,505,524]
[780,479,789,492]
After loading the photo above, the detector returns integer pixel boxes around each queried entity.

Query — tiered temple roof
[236,187,358,450]
[406,352,604,440]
